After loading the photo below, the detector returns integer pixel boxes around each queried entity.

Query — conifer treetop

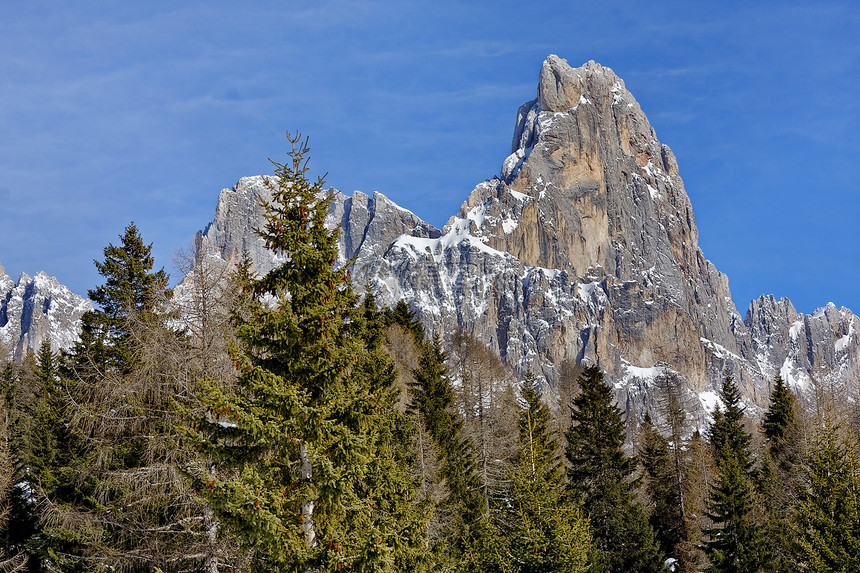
[88,222,169,319]
[763,374,796,444]
[256,132,340,283]
[708,372,752,470]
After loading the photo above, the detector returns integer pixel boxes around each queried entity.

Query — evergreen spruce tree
[761,375,803,498]
[26,341,92,572]
[501,373,592,573]
[2,349,73,572]
[384,304,488,571]
[763,375,796,448]
[707,373,752,472]
[73,223,170,376]
[350,290,429,571]
[184,133,426,572]
[759,374,802,573]
[1,363,29,571]
[29,342,68,496]
[409,337,495,572]
[37,223,223,572]
[792,413,860,572]
[18,342,68,569]
[387,300,424,342]
[565,365,667,573]
[704,373,765,573]
[640,413,685,561]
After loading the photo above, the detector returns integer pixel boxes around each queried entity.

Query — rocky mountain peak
[746,294,798,330]
[0,264,13,293]
[457,57,707,311]
[537,56,623,113]
[176,176,440,305]
[7,55,859,427]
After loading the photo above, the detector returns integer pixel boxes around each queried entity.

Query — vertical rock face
[0,263,92,360]
[187,55,860,420]
[363,56,752,418]
[181,176,439,292]
[184,175,440,283]
[744,296,860,403]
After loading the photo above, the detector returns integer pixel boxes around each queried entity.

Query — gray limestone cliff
[0,263,92,361]
[190,176,440,277]
[183,55,860,422]
[743,295,860,405]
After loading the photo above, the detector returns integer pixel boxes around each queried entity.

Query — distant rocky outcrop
[0,263,92,361]
[191,176,441,278]
[743,295,860,404]
[183,55,860,423]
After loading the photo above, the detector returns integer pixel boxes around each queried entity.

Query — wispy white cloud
[433,40,549,59]
[626,67,696,79]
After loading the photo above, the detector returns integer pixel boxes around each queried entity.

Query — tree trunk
[300,443,315,547]
[203,506,219,573]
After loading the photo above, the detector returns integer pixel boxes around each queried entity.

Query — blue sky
[1,1,858,315]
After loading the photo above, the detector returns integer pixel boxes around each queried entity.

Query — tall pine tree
[73,223,170,376]
[23,339,92,572]
[761,374,803,499]
[565,365,667,573]
[704,373,765,573]
[19,342,68,570]
[184,133,426,572]
[763,375,796,448]
[38,223,223,572]
[501,373,592,573]
[408,336,496,572]
[758,374,803,573]
[640,413,684,562]
[792,412,860,572]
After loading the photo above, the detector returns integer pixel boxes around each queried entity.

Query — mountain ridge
[0,263,92,361]
[181,55,860,422]
[5,56,858,427]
